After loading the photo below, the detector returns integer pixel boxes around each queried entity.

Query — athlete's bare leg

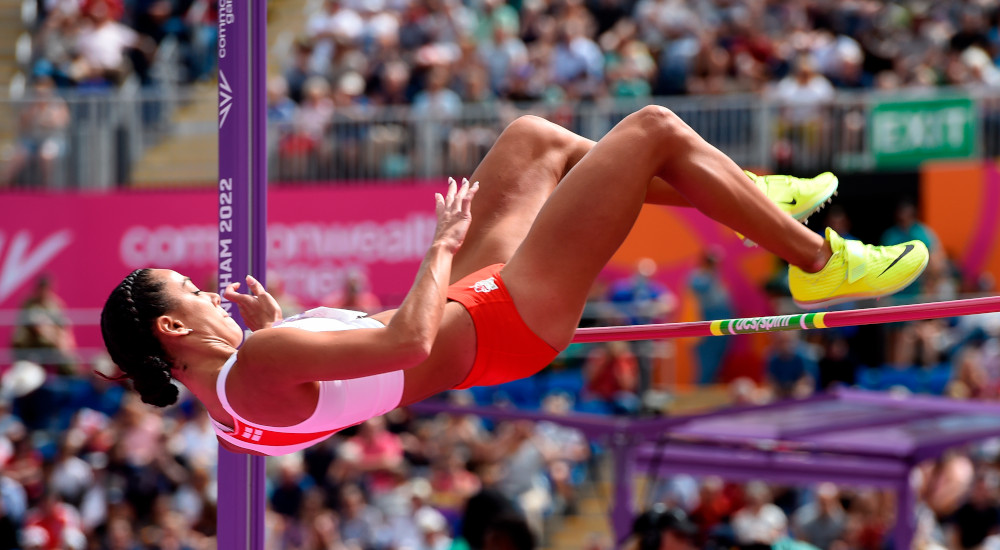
[451,115,692,281]
[451,114,823,283]
[494,107,831,349]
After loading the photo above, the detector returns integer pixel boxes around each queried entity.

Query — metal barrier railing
[2,87,1000,189]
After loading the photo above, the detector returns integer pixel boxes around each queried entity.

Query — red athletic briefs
[446,263,560,389]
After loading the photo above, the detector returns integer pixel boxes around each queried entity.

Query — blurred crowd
[10,0,1000,185]
[23,0,1000,97]
[279,0,1000,105]
[29,0,217,90]
[262,0,1000,179]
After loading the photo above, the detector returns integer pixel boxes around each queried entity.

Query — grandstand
[1,1,1000,550]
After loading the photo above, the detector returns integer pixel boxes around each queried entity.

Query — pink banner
[0,184,786,382]
[0,185,439,365]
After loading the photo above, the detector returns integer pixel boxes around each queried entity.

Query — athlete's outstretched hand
[223,275,283,331]
[434,177,479,254]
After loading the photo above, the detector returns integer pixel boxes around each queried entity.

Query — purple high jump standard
[217,0,268,547]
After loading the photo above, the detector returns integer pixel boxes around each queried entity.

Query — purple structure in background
[217,0,267,548]
[412,388,1000,550]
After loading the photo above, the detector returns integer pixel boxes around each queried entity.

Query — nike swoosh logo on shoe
[878,244,915,277]
[779,198,798,206]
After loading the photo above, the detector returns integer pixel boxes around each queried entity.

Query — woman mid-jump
[101,108,928,455]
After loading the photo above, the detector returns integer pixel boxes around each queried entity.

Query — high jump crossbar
[572,296,1000,343]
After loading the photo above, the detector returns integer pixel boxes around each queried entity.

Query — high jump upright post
[217,0,268,548]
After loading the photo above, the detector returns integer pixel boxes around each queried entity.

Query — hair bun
[132,356,179,407]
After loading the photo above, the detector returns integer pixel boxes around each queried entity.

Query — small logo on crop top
[241,427,263,442]
[472,277,499,293]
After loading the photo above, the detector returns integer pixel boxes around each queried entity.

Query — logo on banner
[219,70,233,128]
[0,229,73,304]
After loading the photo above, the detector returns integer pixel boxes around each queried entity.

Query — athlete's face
[151,269,244,348]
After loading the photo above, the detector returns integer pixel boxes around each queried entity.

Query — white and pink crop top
[211,308,405,456]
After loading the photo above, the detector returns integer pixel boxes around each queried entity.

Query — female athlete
[101,108,928,455]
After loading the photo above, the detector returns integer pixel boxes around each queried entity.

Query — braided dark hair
[100,269,180,407]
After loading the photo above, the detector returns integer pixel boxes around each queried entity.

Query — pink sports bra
[211,308,405,456]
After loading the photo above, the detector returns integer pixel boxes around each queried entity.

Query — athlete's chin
[224,319,245,345]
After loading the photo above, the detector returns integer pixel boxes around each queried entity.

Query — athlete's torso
[211,308,406,455]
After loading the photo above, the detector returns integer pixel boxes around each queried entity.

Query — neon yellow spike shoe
[737,171,839,246]
[789,228,929,310]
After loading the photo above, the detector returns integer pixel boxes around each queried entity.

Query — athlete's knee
[629,105,689,141]
[505,115,551,136]
[502,115,569,149]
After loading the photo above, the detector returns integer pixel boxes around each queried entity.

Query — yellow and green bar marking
[709,312,827,336]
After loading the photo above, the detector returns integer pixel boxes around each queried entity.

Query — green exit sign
[870,96,977,168]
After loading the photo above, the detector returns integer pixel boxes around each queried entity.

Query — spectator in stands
[689,476,732,544]
[492,421,553,536]
[49,432,93,507]
[601,20,655,99]
[732,482,788,547]
[281,75,334,180]
[881,199,942,298]
[370,59,411,107]
[11,275,76,374]
[342,416,405,497]
[950,345,999,400]
[480,17,528,96]
[583,341,640,414]
[267,75,297,137]
[323,269,382,315]
[878,199,942,365]
[0,474,26,548]
[328,70,372,177]
[338,483,385,550]
[608,258,676,397]
[824,205,856,242]
[535,393,588,515]
[689,249,734,384]
[792,483,846,550]
[765,331,818,400]
[770,54,835,170]
[306,0,363,75]
[19,525,48,550]
[460,461,520,550]
[483,514,537,550]
[428,449,480,520]
[182,0,219,83]
[413,62,465,174]
[103,516,141,550]
[270,455,311,521]
[72,0,151,87]
[1,76,70,188]
[0,497,16,550]
[637,508,698,550]
[24,489,83,550]
[283,38,320,104]
[416,506,453,550]
[817,337,857,390]
[551,16,604,99]
[167,405,218,472]
[947,471,1000,550]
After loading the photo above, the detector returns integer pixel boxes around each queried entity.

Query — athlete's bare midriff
[377,302,477,406]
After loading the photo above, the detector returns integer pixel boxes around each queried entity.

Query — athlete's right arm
[240,178,478,384]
